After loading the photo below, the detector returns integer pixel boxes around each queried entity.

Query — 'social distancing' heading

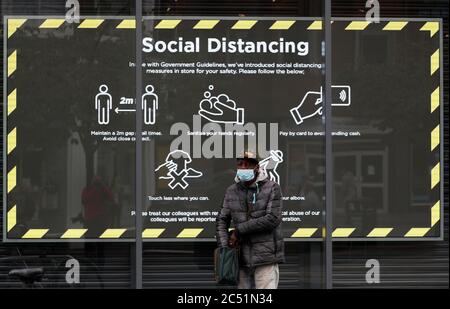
[142,37,310,56]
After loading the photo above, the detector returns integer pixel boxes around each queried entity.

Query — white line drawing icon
[142,85,158,125]
[290,85,352,125]
[290,87,323,125]
[198,85,244,125]
[259,150,284,185]
[331,85,351,106]
[97,84,158,125]
[155,150,203,190]
[114,106,135,113]
[115,96,136,114]
[95,85,112,125]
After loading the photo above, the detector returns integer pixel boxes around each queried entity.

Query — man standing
[216,151,284,289]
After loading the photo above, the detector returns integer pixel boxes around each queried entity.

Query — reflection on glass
[7,19,136,240]
[2,0,136,289]
[332,19,442,238]
[141,16,326,289]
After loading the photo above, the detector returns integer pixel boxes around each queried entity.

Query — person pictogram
[95,85,112,125]
[259,150,284,185]
[142,85,158,125]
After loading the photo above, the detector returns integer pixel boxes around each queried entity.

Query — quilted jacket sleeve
[216,191,231,248]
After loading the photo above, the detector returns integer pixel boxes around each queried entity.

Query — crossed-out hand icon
[155,150,203,190]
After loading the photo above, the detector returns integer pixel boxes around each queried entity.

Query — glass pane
[1,1,136,288]
[140,1,327,289]
[331,0,447,288]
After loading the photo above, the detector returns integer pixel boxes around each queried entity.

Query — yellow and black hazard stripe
[5,18,442,240]
[410,20,442,238]
[7,17,332,33]
[6,39,18,235]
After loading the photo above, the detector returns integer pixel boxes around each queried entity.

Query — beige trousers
[238,263,279,289]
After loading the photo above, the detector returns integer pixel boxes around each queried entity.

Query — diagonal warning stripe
[332,228,356,237]
[142,228,165,238]
[431,201,440,227]
[307,20,322,30]
[100,229,127,238]
[177,228,203,238]
[7,166,17,193]
[232,20,257,30]
[430,87,439,113]
[193,20,219,29]
[405,228,429,237]
[345,21,370,30]
[7,128,17,155]
[7,206,17,232]
[22,229,49,239]
[431,125,440,151]
[39,19,65,29]
[291,228,317,237]
[8,51,17,77]
[431,162,440,189]
[155,19,181,29]
[78,19,105,28]
[61,229,88,238]
[8,19,27,38]
[8,89,17,116]
[420,21,439,37]
[270,20,295,30]
[430,49,439,75]
[117,19,135,29]
[383,21,408,31]
[367,228,393,237]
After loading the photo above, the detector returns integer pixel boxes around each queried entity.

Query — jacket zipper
[273,233,277,255]
[244,188,253,268]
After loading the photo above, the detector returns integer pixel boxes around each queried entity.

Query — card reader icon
[331,85,351,106]
[289,85,351,125]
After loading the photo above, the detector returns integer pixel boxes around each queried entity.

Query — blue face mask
[236,169,255,182]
